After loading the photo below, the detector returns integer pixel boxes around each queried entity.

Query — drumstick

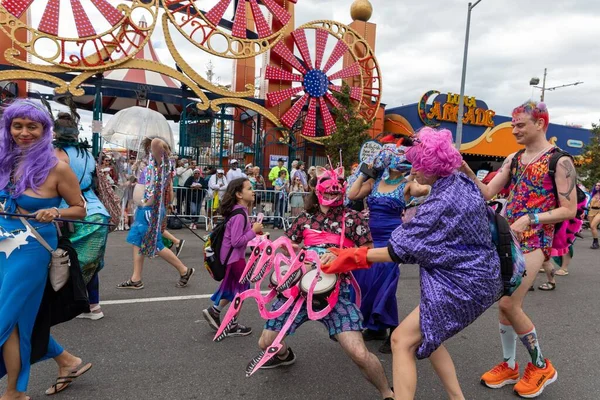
[0,211,115,227]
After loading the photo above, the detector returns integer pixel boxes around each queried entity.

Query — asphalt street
[3,228,599,400]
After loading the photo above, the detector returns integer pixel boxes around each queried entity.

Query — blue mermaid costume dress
[353,179,405,331]
[0,192,65,391]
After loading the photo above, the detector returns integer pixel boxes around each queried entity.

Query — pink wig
[406,127,462,177]
[512,100,550,130]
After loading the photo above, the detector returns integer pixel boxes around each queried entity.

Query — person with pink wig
[321,127,502,400]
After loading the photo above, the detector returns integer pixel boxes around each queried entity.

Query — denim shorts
[126,206,165,251]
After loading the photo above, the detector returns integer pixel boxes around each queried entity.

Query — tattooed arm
[460,153,514,200]
[536,156,578,224]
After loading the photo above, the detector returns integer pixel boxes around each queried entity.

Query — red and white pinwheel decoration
[266,28,363,137]
[204,0,298,39]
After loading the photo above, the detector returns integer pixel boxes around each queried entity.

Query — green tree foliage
[578,123,600,190]
[324,83,372,174]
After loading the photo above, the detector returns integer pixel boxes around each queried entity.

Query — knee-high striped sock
[518,326,546,368]
[500,323,518,369]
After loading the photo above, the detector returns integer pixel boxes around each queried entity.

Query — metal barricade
[173,186,211,230]
[287,191,311,225]
[115,186,213,231]
[253,189,289,230]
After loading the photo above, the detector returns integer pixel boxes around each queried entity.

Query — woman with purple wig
[321,127,503,399]
[0,101,91,399]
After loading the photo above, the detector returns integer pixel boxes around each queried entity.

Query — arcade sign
[418,90,496,128]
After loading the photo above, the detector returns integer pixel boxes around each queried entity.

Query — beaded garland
[140,152,171,257]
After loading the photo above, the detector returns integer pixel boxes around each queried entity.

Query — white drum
[300,269,337,309]
[270,265,301,289]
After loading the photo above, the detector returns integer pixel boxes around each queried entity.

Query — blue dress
[0,191,65,391]
[353,179,405,331]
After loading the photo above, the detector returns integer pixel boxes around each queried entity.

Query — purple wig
[406,127,462,178]
[0,100,58,197]
[591,182,600,200]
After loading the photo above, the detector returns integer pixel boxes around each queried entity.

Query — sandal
[116,279,144,290]
[555,269,569,276]
[176,267,195,288]
[538,281,556,291]
[45,362,92,395]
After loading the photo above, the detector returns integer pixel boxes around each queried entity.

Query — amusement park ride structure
[0,0,382,168]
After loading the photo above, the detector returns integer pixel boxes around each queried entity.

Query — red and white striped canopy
[67,18,182,119]
[104,17,179,89]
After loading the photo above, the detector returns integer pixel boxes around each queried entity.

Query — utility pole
[541,68,547,102]
[456,0,483,150]
[530,68,583,101]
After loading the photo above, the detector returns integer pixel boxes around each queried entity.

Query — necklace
[384,176,404,185]
[514,145,554,186]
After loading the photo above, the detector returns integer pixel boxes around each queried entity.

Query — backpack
[487,205,526,296]
[508,148,587,253]
[166,216,183,230]
[203,208,248,281]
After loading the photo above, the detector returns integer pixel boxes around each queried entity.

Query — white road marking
[101,291,270,305]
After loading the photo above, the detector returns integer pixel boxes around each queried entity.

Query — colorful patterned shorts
[264,281,363,339]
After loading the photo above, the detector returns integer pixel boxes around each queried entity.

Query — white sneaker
[77,306,104,320]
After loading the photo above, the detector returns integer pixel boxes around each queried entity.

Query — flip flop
[538,282,556,291]
[45,362,92,395]
[555,270,569,276]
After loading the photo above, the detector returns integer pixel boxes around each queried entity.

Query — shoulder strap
[226,208,248,230]
[504,149,525,190]
[508,149,526,181]
[221,208,248,266]
[20,217,53,253]
[78,152,89,185]
[548,148,571,179]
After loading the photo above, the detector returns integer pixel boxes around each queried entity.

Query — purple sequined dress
[388,172,502,359]
[353,178,405,331]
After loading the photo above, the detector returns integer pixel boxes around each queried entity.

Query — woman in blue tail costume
[53,112,110,321]
[347,139,430,353]
[0,101,90,399]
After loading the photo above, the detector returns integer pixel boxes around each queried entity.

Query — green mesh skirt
[67,214,110,285]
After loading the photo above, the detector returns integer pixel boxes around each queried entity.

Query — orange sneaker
[480,361,520,389]
[513,359,557,398]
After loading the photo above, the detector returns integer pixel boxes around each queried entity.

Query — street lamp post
[530,68,583,101]
[455,0,483,150]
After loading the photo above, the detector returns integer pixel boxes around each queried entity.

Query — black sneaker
[592,241,599,250]
[202,307,221,331]
[226,324,252,337]
[379,336,392,354]
[362,329,388,341]
[175,240,185,257]
[260,347,297,369]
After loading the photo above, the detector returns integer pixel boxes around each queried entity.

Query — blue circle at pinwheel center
[303,69,329,98]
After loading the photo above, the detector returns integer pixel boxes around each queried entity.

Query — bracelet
[52,207,61,219]
[528,213,540,224]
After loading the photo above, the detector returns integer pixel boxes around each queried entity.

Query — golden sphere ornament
[350,0,373,22]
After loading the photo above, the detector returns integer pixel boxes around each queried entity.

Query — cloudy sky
[27,0,599,142]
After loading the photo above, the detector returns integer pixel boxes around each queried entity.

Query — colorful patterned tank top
[506,147,557,254]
